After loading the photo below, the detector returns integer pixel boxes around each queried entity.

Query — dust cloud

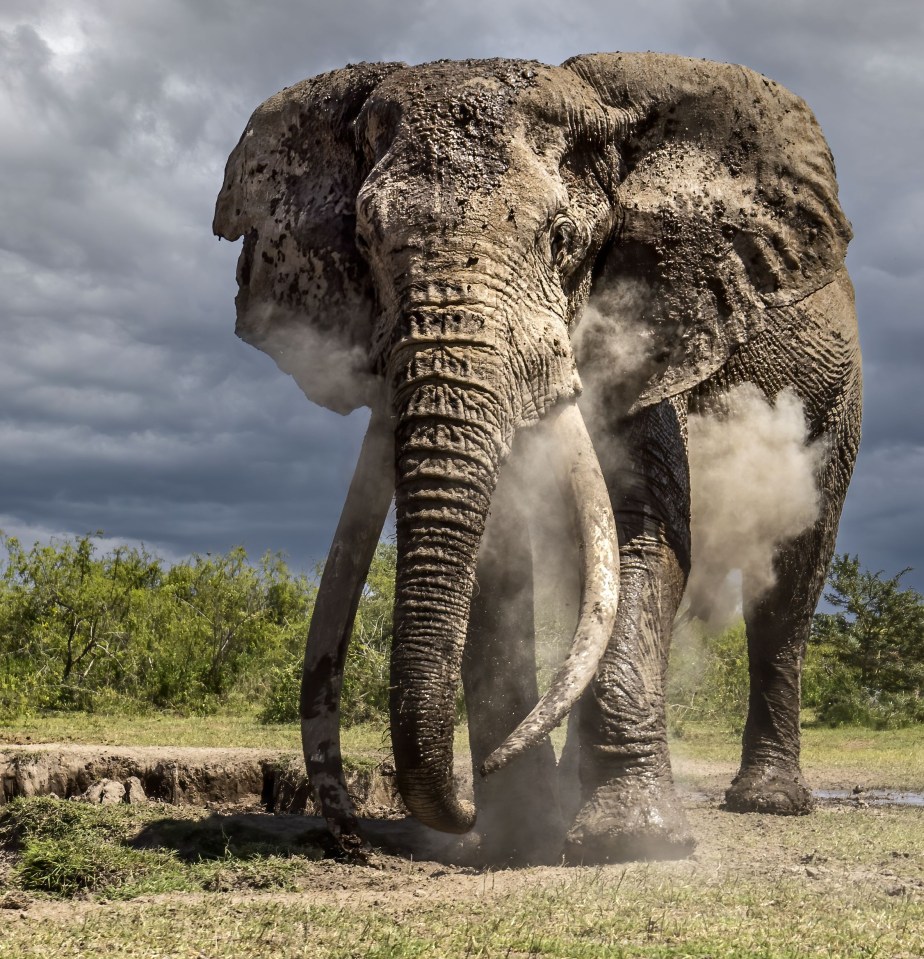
[572,277,659,467]
[478,422,580,698]
[572,277,825,629]
[685,384,825,629]
[236,300,379,414]
[394,281,823,859]
[481,278,661,722]
[487,299,825,721]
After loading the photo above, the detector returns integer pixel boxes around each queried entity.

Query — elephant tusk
[480,402,619,777]
[300,405,394,834]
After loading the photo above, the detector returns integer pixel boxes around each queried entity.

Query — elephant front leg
[565,397,695,863]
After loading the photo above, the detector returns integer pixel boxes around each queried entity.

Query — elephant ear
[213,62,405,414]
[563,52,852,408]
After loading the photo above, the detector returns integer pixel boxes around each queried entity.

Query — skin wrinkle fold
[214,53,861,863]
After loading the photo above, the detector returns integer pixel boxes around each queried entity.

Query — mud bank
[0,745,404,815]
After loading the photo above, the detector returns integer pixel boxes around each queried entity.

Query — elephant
[213,53,861,865]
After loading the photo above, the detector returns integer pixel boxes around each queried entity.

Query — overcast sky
[1,0,922,591]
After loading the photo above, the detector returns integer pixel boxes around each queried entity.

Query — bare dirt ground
[0,742,401,816]
[2,788,922,959]
[2,743,922,909]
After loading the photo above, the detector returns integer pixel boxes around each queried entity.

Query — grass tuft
[0,796,327,900]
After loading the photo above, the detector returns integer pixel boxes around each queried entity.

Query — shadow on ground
[132,813,451,864]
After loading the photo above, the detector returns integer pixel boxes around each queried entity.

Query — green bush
[666,554,924,734]
[808,685,924,730]
[9,531,918,736]
[0,533,315,718]
[258,656,303,725]
[341,541,394,725]
[257,541,396,727]
[667,618,750,735]
[0,531,399,727]
[806,554,924,728]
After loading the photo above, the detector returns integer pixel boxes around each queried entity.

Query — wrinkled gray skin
[214,53,861,865]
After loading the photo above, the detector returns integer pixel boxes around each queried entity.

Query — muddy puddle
[814,789,924,807]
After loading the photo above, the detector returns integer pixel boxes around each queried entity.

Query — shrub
[341,541,394,726]
[667,618,750,735]
[806,554,924,728]
[666,555,924,733]
[258,657,303,725]
[258,541,396,727]
[0,533,316,717]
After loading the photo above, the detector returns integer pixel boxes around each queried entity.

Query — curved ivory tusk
[301,406,394,833]
[480,402,619,777]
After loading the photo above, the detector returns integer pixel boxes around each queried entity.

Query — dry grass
[672,723,924,792]
[0,711,469,759]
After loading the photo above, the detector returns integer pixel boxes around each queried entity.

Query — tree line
[669,554,924,731]
[1,533,921,729]
[0,533,392,724]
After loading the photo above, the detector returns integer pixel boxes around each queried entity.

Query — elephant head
[213,54,850,836]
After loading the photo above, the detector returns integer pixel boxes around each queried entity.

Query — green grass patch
[0,710,298,749]
[668,723,741,764]
[0,796,327,900]
[0,710,394,755]
[0,712,475,766]
[1,853,922,958]
[670,721,924,790]
[800,724,924,789]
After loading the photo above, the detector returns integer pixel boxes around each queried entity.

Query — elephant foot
[724,765,813,815]
[564,780,695,864]
[433,825,562,867]
[430,829,488,867]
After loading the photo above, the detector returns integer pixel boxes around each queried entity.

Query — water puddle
[814,789,924,808]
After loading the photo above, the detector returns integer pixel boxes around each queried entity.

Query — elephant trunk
[388,331,509,833]
[385,305,621,834]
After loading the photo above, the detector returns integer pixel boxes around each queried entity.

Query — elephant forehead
[360,59,564,188]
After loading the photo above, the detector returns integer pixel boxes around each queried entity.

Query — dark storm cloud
[1,1,921,589]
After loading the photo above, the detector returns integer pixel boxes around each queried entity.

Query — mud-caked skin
[214,53,861,864]
[567,775,696,863]
[725,765,814,816]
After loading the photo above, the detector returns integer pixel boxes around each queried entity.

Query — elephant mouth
[300,393,619,834]
[235,230,257,289]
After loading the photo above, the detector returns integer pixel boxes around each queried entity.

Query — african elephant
[213,53,861,864]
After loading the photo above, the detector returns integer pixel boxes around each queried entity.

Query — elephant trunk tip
[398,769,476,834]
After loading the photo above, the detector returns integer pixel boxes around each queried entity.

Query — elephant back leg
[565,394,695,863]
[458,451,564,865]
[726,402,861,812]
[722,272,863,813]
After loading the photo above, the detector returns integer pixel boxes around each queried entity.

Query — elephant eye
[550,215,579,272]
[355,230,371,257]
